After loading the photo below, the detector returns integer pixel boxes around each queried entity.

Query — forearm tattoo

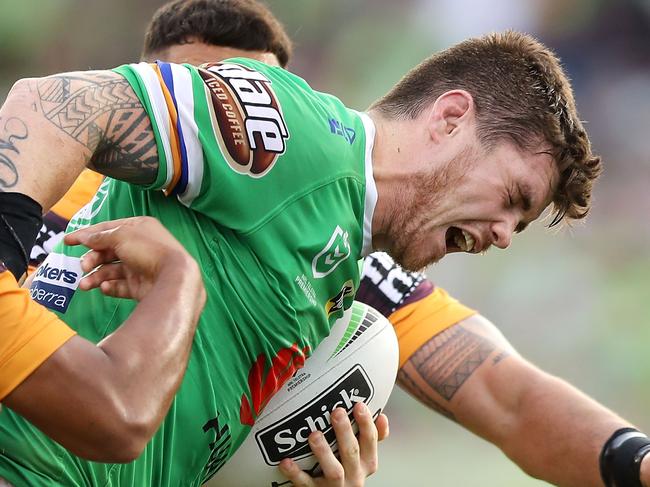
[397,325,496,419]
[0,117,28,191]
[36,74,158,185]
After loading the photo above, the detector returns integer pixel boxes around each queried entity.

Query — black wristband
[600,427,650,487]
[0,192,43,280]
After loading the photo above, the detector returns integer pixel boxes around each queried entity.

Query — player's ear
[426,90,473,142]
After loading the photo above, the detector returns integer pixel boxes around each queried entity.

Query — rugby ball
[209,301,399,487]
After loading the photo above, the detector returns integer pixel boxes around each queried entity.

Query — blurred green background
[1,0,648,485]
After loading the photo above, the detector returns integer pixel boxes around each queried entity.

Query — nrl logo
[312,226,351,279]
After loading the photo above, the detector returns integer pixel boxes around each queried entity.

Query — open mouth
[445,226,476,253]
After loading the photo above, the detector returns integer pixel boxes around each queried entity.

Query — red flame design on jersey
[239,343,311,426]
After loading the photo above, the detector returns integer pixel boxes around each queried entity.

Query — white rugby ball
[209,301,399,487]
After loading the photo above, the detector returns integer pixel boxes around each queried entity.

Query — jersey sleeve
[112,60,290,208]
[113,59,365,234]
[390,287,476,368]
[357,252,476,367]
[0,271,76,400]
[114,61,197,197]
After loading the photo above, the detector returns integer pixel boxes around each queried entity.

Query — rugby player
[0,214,206,462]
[0,13,600,487]
[140,2,648,487]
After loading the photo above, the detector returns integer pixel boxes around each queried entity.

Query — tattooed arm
[398,314,648,487]
[0,72,157,211]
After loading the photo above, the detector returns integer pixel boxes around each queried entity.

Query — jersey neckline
[357,112,377,257]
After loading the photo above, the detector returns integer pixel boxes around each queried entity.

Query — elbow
[94,429,150,464]
[71,406,158,463]
[7,77,37,102]
[94,413,157,463]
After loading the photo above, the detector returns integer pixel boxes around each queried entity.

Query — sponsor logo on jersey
[312,226,351,279]
[199,62,289,178]
[200,410,233,483]
[30,253,83,313]
[328,118,356,144]
[255,365,374,465]
[325,280,354,317]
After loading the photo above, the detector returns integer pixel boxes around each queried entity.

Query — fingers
[312,428,345,483]
[375,413,389,442]
[278,458,316,487]
[78,263,134,299]
[331,407,362,481]
[78,263,125,291]
[352,403,379,476]
[66,227,122,254]
[80,249,118,273]
[98,279,133,299]
[64,219,132,247]
[278,404,383,487]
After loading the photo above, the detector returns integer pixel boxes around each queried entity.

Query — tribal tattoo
[36,73,158,185]
[397,325,497,419]
[0,117,28,191]
[397,366,456,421]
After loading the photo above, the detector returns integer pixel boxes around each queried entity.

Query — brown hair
[142,0,292,68]
[371,31,602,226]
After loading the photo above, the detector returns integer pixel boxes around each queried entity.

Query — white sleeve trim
[357,111,377,257]
[169,64,205,206]
[130,62,174,191]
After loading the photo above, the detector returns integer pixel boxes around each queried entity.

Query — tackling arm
[397,313,650,487]
[0,71,158,211]
[2,217,205,462]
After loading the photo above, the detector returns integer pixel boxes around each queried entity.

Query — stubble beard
[384,148,473,272]
[384,168,447,272]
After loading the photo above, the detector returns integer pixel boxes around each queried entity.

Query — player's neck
[366,110,431,246]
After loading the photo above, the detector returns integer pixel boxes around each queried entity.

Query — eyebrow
[515,183,534,233]
[519,183,533,212]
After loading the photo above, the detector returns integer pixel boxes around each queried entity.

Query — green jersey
[0,59,377,486]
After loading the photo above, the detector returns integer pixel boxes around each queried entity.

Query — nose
[490,219,515,249]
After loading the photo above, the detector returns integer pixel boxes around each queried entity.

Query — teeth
[453,230,475,252]
[463,230,475,252]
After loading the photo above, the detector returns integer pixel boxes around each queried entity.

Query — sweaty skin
[1,216,205,462]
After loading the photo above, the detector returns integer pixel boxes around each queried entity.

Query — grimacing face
[150,40,558,272]
[386,140,559,271]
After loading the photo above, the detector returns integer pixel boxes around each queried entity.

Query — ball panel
[209,301,398,487]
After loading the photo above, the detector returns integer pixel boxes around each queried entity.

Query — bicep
[1,70,158,211]
[396,314,520,422]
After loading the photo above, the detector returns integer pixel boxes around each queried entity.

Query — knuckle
[327,465,345,482]
[342,444,360,459]
[139,216,156,225]
[365,458,378,474]
[366,426,378,442]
